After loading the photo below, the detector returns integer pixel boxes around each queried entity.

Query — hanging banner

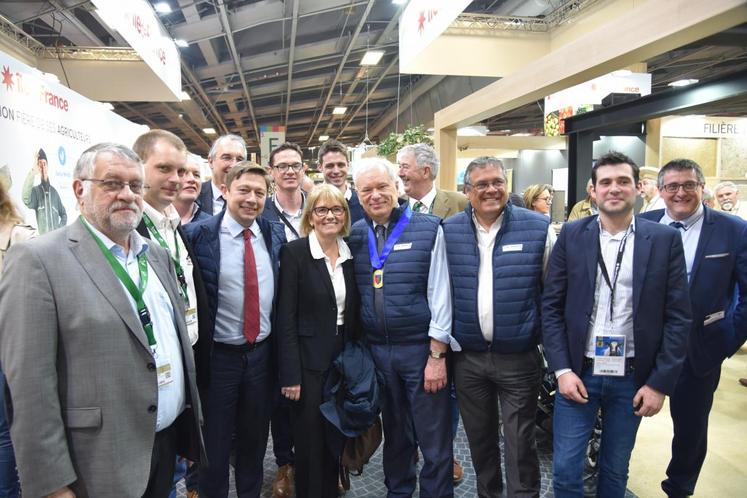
[259,125,286,167]
[0,50,148,234]
[91,0,181,99]
[661,115,747,138]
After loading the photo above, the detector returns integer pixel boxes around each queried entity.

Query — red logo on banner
[417,9,439,35]
[2,66,13,91]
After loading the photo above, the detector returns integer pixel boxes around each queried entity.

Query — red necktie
[242,229,260,344]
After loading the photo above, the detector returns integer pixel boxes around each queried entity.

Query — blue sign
[58,146,66,166]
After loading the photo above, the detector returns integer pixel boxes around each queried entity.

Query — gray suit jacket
[431,188,468,220]
[0,219,202,498]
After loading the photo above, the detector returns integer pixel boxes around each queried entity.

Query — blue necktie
[669,221,685,230]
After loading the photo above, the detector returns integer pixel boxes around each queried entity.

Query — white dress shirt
[210,181,225,215]
[143,203,199,345]
[660,204,704,281]
[473,212,556,342]
[214,213,274,344]
[309,231,352,325]
[409,185,437,213]
[83,219,185,430]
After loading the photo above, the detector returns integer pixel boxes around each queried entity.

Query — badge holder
[593,333,626,376]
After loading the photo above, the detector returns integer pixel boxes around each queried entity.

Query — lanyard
[81,217,156,350]
[597,226,631,324]
[367,205,413,269]
[142,213,189,305]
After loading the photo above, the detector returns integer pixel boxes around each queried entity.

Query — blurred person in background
[523,184,554,218]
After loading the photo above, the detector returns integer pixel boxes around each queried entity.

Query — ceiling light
[175,39,189,48]
[203,128,216,134]
[360,50,384,66]
[101,102,114,110]
[154,2,172,14]
[668,79,699,87]
[332,107,347,115]
[319,135,330,141]
[180,91,191,100]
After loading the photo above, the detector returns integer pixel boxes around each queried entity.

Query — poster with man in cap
[22,147,67,233]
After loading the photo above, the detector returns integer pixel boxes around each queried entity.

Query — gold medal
[372,269,384,289]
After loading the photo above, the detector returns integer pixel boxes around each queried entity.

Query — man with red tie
[184,162,287,497]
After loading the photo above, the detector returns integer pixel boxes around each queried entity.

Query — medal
[373,269,384,288]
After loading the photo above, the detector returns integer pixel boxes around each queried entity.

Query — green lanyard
[142,213,189,306]
[81,217,157,351]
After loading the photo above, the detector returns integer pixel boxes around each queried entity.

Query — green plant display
[376,125,434,157]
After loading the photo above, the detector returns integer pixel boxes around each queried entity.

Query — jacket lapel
[583,219,600,293]
[632,219,653,315]
[68,220,151,352]
[309,238,335,298]
[689,207,714,287]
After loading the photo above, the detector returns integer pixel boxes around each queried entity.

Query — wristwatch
[429,350,446,359]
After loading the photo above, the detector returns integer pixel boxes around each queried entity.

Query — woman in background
[524,183,554,218]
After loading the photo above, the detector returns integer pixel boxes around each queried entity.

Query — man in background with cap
[639,166,666,213]
[22,148,67,233]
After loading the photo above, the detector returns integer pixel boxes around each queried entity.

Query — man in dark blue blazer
[196,134,247,217]
[542,152,691,498]
[318,139,366,224]
[184,163,286,498]
[639,158,747,498]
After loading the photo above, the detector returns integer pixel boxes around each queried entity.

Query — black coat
[276,236,360,387]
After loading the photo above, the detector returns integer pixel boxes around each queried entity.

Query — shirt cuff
[428,324,461,352]
[554,368,572,379]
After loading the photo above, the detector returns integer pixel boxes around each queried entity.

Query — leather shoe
[740,378,747,387]
[453,460,464,483]
[272,464,294,498]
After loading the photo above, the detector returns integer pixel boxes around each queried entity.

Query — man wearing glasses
[442,156,555,497]
[263,142,306,243]
[640,159,747,498]
[198,134,247,216]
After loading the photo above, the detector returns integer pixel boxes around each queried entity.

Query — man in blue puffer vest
[348,157,456,498]
[443,156,555,498]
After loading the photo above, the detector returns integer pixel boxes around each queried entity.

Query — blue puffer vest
[348,203,439,345]
[443,203,549,353]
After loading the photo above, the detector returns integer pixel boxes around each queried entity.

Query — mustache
[110,201,141,213]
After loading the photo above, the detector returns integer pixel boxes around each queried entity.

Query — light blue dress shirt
[214,212,274,345]
[660,204,704,282]
[83,219,185,431]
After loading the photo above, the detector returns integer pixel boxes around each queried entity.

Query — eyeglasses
[467,180,506,192]
[539,196,553,203]
[273,162,303,172]
[312,206,345,217]
[81,178,144,194]
[662,181,702,193]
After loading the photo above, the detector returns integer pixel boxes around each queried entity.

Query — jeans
[0,369,19,498]
[552,367,641,498]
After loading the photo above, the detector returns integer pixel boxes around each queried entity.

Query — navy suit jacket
[347,190,366,225]
[196,180,219,217]
[183,212,287,374]
[640,206,747,374]
[542,215,692,395]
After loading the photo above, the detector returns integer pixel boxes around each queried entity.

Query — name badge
[393,242,412,251]
[593,335,626,376]
[185,307,198,326]
[704,310,725,326]
[502,243,523,252]
[156,356,173,388]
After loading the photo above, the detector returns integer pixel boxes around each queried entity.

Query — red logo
[418,11,425,33]
[2,66,13,91]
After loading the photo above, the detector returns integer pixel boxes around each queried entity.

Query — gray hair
[208,134,247,160]
[703,187,714,201]
[397,143,439,180]
[353,157,398,186]
[658,159,705,187]
[714,180,738,194]
[74,142,141,180]
[464,156,506,186]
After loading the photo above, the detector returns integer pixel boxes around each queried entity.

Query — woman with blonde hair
[276,183,360,497]
[0,179,35,498]
[523,183,554,218]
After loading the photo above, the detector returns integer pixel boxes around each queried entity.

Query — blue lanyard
[367,205,413,269]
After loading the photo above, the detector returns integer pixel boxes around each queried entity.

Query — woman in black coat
[276,184,359,498]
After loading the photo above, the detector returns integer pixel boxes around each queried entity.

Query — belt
[213,339,268,353]
[582,356,635,374]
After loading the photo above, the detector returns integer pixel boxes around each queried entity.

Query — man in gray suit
[0,143,202,498]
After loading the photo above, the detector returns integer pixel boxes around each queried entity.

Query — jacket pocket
[65,407,102,429]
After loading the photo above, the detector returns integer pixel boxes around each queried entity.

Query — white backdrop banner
[0,50,148,234]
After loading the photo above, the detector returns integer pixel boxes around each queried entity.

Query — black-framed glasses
[662,181,702,193]
[466,180,506,191]
[312,206,345,217]
[273,162,303,172]
[81,178,145,194]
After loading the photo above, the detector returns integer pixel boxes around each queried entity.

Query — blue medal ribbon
[367,205,413,269]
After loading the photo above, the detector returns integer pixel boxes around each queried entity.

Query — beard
[721,200,735,211]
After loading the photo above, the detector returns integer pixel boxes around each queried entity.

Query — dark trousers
[143,423,178,498]
[199,342,273,498]
[292,369,339,498]
[271,394,295,467]
[453,349,541,498]
[370,343,453,498]
[662,359,722,497]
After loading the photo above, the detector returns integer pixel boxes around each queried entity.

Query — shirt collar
[308,231,352,262]
[472,211,503,234]
[143,202,180,231]
[211,181,223,202]
[222,211,261,239]
[81,216,149,258]
[597,215,636,238]
[273,191,306,216]
[409,185,437,211]
[662,203,704,229]
[343,185,352,201]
